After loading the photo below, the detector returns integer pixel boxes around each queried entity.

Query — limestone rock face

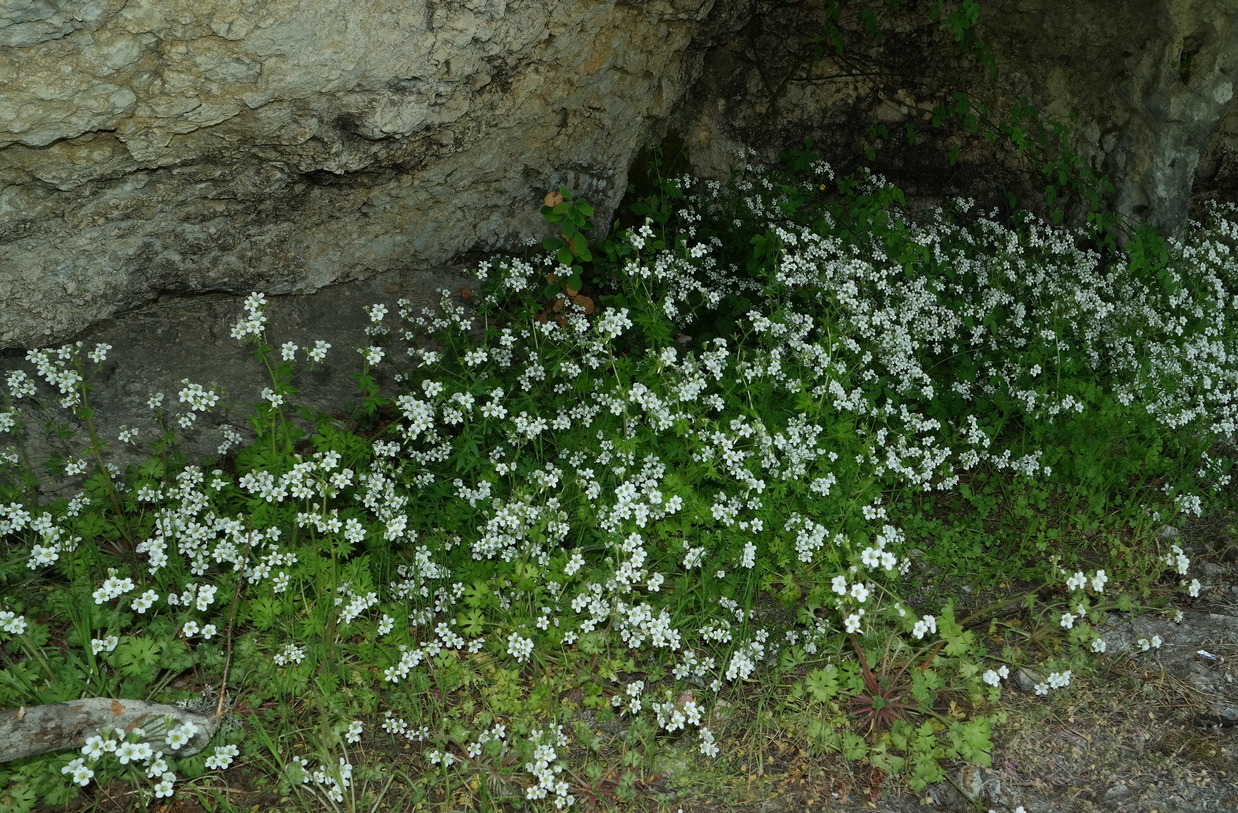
[0,0,751,348]
[677,0,1238,235]
[985,0,1238,234]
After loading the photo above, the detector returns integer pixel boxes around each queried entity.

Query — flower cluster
[2,154,1235,809]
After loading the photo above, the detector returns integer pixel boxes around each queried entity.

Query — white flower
[61,758,94,786]
[204,744,239,770]
[0,610,27,635]
[911,614,936,640]
[178,380,219,412]
[1065,571,1087,591]
[152,772,176,798]
[92,576,136,604]
[166,722,198,750]
[698,727,719,758]
[115,741,145,764]
[507,632,534,662]
[1091,638,1107,653]
[91,635,119,654]
[146,755,168,778]
[308,340,331,362]
[131,590,159,613]
[81,735,109,759]
[1059,613,1076,630]
[843,613,863,634]
[1090,570,1108,592]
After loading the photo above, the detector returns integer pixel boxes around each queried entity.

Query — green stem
[77,389,135,549]
[17,633,57,683]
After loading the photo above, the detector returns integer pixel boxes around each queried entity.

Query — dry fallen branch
[0,698,219,763]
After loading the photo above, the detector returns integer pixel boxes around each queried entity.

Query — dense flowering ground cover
[1,155,1235,811]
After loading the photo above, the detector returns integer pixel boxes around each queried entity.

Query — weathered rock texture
[676,0,1238,235]
[986,0,1238,233]
[0,0,752,349]
[6,0,1238,351]
[0,697,218,762]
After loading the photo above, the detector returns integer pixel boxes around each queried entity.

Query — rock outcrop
[676,0,1238,235]
[0,0,751,348]
[5,0,1238,351]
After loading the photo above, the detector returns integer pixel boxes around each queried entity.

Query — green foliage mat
[1,150,1236,811]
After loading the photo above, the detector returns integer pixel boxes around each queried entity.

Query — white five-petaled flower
[153,772,176,798]
[165,721,199,751]
[204,744,239,770]
[0,610,27,635]
[911,614,936,640]
[61,758,94,786]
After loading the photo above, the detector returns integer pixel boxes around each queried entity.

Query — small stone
[1014,666,1044,693]
[956,764,985,801]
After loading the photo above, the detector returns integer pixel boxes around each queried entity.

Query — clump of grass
[1,148,1235,811]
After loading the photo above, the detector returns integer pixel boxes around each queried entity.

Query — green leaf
[247,595,281,630]
[870,745,905,776]
[0,777,40,813]
[457,608,485,637]
[805,666,840,703]
[112,636,161,679]
[807,718,838,749]
[841,731,867,760]
[138,458,166,481]
[578,631,605,655]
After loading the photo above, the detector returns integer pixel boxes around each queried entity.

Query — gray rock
[676,0,1238,237]
[0,0,754,349]
[0,267,469,490]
